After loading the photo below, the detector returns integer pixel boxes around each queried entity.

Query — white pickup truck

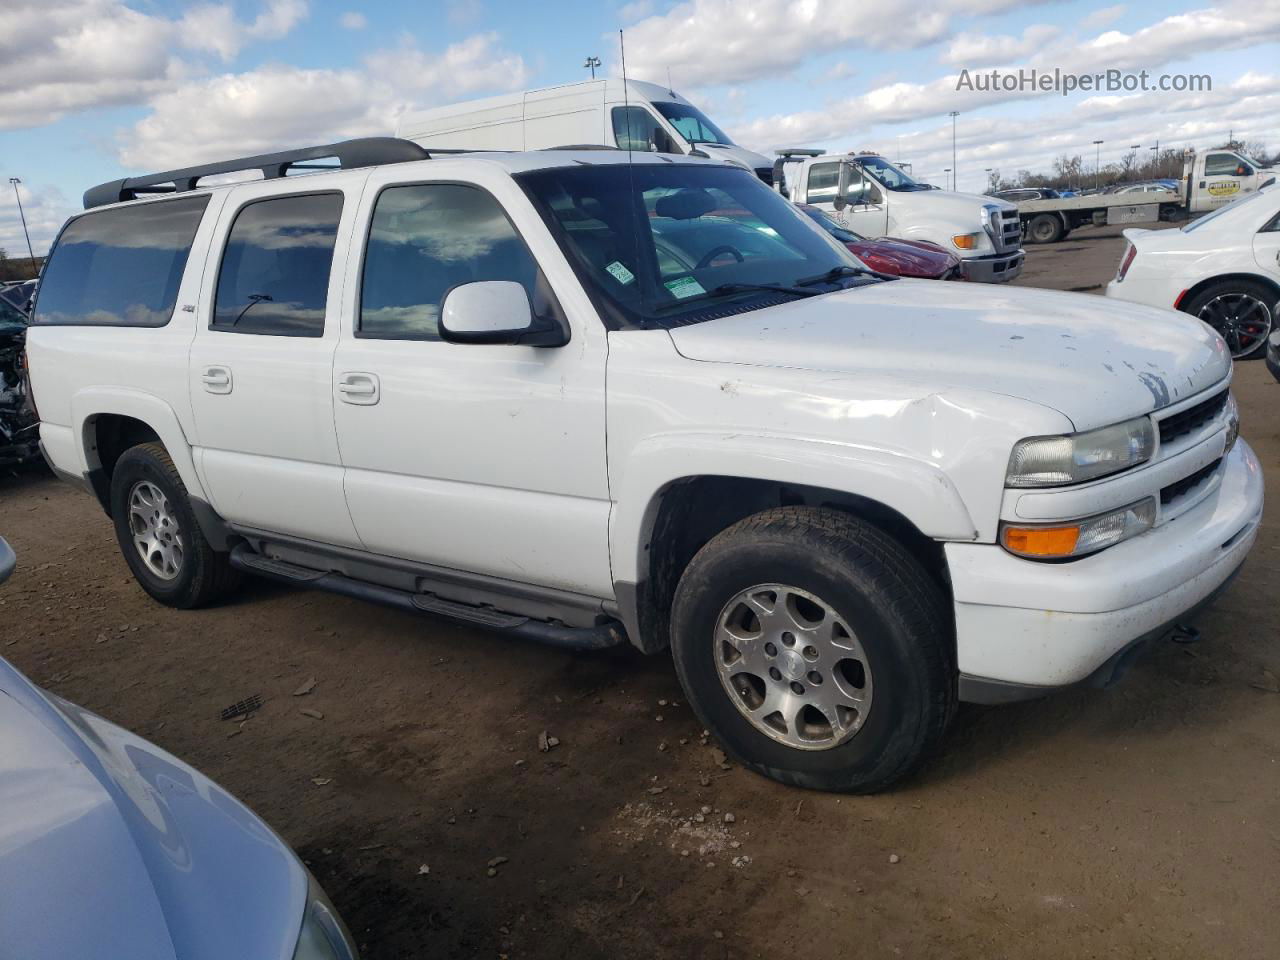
[775,150,1025,282]
[27,138,1262,793]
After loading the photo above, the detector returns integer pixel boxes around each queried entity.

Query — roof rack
[83,137,433,210]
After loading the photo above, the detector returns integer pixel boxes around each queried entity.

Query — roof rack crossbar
[83,137,433,209]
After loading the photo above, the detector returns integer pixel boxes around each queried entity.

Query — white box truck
[396,78,776,182]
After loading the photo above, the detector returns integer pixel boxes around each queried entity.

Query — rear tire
[1181,279,1274,360]
[109,442,241,609]
[1026,213,1064,244]
[670,507,955,793]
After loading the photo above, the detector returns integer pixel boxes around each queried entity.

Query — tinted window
[612,106,659,151]
[360,184,547,340]
[213,193,342,337]
[33,196,208,327]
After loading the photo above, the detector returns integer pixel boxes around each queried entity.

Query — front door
[804,160,889,236]
[330,166,612,598]
[1198,152,1254,211]
[188,182,362,547]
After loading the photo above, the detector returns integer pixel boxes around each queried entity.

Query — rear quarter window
[32,195,209,327]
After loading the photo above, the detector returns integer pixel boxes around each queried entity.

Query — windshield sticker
[605,260,636,285]
[664,276,706,299]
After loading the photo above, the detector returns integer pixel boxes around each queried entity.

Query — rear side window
[33,196,208,327]
[359,183,547,341]
[212,193,343,337]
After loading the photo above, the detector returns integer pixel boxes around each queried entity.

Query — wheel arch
[616,472,961,655]
[1175,272,1280,312]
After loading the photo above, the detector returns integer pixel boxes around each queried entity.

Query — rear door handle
[200,365,232,394]
[337,372,380,406]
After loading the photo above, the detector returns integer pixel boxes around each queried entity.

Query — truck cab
[1183,148,1277,213]
[776,150,1024,283]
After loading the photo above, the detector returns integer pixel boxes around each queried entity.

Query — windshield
[857,156,930,192]
[798,205,863,243]
[518,164,872,329]
[652,102,734,146]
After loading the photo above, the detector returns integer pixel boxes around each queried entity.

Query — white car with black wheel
[1107,185,1280,359]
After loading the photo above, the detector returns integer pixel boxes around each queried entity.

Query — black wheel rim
[1198,293,1272,359]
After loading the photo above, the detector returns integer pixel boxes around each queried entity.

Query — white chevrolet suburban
[27,138,1263,793]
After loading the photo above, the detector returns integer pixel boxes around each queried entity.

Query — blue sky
[2,0,1276,256]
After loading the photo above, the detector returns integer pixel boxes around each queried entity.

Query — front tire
[109,442,241,609]
[670,507,954,793]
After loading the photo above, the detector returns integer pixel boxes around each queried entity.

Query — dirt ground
[3,222,1278,959]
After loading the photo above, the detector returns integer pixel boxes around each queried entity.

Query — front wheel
[670,507,955,793]
[109,442,241,608]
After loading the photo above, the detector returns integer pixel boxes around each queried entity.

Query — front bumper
[959,249,1024,283]
[947,438,1263,700]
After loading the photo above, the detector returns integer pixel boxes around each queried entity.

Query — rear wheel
[670,507,954,793]
[109,442,241,608]
[1182,280,1274,359]
[1026,213,1064,244]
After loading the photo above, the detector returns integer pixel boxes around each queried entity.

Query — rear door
[1253,207,1280,285]
[330,163,612,597]
[188,178,362,547]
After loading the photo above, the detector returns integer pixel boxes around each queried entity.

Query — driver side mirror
[834,161,852,211]
[439,281,567,347]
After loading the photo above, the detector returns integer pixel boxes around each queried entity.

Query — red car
[798,204,963,280]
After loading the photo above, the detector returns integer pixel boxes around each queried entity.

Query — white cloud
[0,179,76,260]
[340,11,367,30]
[1081,4,1126,29]
[941,25,1061,67]
[117,33,530,170]
[179,0,309,62]
[618,0,654,22]
[0,0,310,130]
[619,0,951,87]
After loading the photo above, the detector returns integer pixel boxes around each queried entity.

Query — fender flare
[610,431,978,587]
[69,388,235,549]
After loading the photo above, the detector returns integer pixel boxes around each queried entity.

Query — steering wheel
[696,245,745,269]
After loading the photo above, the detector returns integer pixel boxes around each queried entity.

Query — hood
[888,187,1012,219]
[848,237,959,278]
[0,659,306,960]
[668,279,1230,430]
[692,141,773,173]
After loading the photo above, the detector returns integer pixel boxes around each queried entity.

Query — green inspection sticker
[605,261,636,285]
[664,276,706,299]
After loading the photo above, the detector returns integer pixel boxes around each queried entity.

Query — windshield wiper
[654,282,820,312]
[795,264,894,286]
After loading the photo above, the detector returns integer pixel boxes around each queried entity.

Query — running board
[229,544,625,650]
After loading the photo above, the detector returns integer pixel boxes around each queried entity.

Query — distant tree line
[985,139,1276,193]
[0,248,42,282]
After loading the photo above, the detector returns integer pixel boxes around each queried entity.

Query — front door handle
[200,365,232,394]
[337,372,380,406]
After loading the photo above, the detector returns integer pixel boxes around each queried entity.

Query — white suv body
[27,141,1263,792]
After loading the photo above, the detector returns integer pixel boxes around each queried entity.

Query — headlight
[293,875,358,960]
[1006,416,1155,487]
[1224,393,1239,452]
[1001,498,1156,559]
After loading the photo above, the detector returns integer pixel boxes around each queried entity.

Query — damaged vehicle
[0,295,39,466]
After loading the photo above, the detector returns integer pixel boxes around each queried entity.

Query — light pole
[949,110,959,189]
[1092,139,1104,191]
[583,56,600,79]
[8,178,36,276]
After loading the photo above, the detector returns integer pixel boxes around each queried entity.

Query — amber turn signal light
[1001,524,1080,558]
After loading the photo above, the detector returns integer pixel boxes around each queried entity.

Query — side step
[228,544,625,651]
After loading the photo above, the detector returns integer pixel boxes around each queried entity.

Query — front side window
[33,195,209,327]
[360,183,552,340]
[1205,153,1250,177]
[519,163,866,331]
[651,101,733,146]
[807,162,879,205]
[212,193,342,337]
[612,106,661,152]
